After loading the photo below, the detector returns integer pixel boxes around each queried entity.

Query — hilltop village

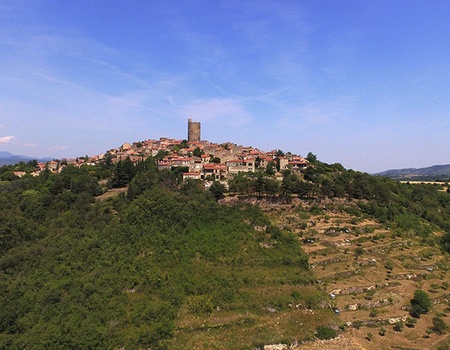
[16,119,309,182]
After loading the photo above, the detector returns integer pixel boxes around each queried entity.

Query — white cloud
[0,135,14,143]
[51,145,67,151]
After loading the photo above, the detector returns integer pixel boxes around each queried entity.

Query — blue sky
[1,0,449,173]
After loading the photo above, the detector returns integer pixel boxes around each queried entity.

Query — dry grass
[170,307,335,350]
[95,186,128,201]
[259,199,450,350]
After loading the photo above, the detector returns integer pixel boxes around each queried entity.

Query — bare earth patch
[95,186,128,201]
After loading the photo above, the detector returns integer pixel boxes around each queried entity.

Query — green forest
[1,156,450,349]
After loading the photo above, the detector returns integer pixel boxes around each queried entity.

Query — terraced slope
[258,197,450,350]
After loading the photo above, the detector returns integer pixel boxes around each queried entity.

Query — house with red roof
[203,163,227,181]
[226,159,256,175]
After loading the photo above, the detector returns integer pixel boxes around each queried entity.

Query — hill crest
[376,164,450,180]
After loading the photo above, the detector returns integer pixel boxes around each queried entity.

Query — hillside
[0,151,52,166]
[256,196,450,350]
[0,164,331,350]
[1,156,450,349]
[376,164,450,181]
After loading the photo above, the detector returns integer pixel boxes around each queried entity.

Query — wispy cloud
[34,73,68,85]
[0,136,14,143]
[180,98,252,126]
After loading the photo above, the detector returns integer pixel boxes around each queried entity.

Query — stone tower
[188,118,201,142]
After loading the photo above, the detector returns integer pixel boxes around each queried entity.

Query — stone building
[188,118,201,142]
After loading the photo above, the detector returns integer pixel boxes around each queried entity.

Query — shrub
[432,317,448,334]
[353,320,362,330]
[385,261,394,271]
[410,290,432,318]
[393,321,404,332]
[406,317,417,328]
[430,283,440,293]
[354,247,364,258]
[316,326,337,340]
[186,295,214,314]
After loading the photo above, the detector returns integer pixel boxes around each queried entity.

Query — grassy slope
[0,187,335,350]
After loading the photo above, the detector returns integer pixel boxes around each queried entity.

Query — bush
[406,317,417,328]
[385,261,394,271]
[410,290,432,318]
[316,325,337,340]
[354,247,364,258]
[432,317,448,334]
[393,321,404,332]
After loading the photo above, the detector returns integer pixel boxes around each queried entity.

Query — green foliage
[209,181,226,200]
[281,172,314,197]
[393,321,404,332]
[385,260,394,271]
[315,325,337,340]
[410,290,433,318]
[266,161,276,175]
[354,246,364,258]
[0,165,315,349]
[111,157,136,188]
[193,147,204,157]
[3,152,450,348]
[156,149,169,161]
[179,139,189,149]
[306,152,317,164]
[405,317,417,328]
[441,231,450,254]
[228,172,280,195]
[432,317,448,334]
[186,295,214,314]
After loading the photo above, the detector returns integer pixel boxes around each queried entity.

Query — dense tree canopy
[0,160,313,349]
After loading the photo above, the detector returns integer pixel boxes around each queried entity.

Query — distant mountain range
[0,151,52,166]
[376,164,450,180]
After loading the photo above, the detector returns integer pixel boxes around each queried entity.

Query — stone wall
[188,118,201,142]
